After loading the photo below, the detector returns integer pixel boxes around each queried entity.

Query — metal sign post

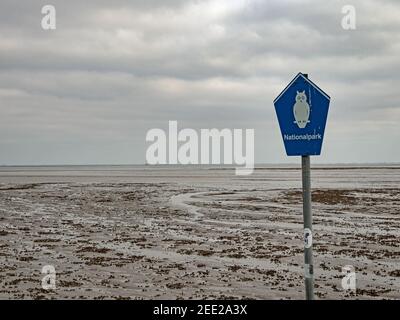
[302,155,314,300]
[273,73,330,300]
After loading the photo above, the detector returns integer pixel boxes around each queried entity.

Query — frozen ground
[0,165,399,299]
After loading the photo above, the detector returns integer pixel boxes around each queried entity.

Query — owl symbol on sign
[293,90,310,129]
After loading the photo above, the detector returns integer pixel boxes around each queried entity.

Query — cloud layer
[0,0,399,164]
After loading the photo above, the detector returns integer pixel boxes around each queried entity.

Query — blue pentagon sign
[273,73,331,156]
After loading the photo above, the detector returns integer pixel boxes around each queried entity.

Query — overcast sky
[0,0,399,165]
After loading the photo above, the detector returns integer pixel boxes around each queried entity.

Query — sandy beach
[0,165,399,299]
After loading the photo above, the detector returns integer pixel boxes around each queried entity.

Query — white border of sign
[273,73,331,104]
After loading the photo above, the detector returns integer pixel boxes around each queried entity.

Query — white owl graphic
[293,90,310,129]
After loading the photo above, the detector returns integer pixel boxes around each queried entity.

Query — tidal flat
[0,165,399,299]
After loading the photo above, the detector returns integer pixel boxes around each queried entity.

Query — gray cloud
[0,0,399,165]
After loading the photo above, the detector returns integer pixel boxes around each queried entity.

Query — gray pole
[302,155,314,300]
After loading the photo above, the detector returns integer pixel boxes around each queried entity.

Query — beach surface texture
[0,165,399,299]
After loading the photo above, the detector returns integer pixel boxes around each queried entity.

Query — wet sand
[0,165,399,299]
